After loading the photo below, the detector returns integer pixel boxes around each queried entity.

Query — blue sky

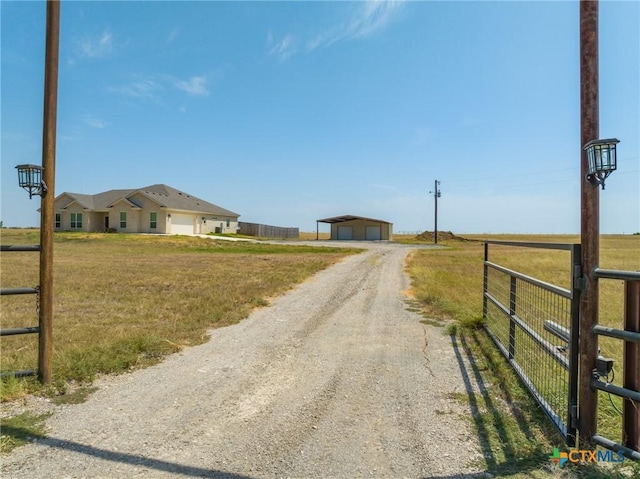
[1,1,638,234]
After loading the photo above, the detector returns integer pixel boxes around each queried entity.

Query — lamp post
[15,0,60,385]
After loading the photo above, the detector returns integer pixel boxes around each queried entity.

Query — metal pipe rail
[592,435,640,462]
[594,268,640,281]
[0,287,38,296]
[592,325,640,344]
[592,379,640,403]
[0,327,40,337]
[0,370,37,379]
[0,245,41,252]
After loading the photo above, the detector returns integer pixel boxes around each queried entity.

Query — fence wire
[483,242,580,444]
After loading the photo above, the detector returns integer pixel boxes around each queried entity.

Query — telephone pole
[429,180,441,244]
[578,0,599,447]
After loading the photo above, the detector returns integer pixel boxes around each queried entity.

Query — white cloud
[167,27,180,44]
[268,1,404,61]
[109,77,163,101]
[77,29,113,59]
[111,74,211,102]
[307,0,404,52]
[83,115,108,129]
[267,33,297,61]
[174,76,209,97]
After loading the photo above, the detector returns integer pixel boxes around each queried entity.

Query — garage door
[171,214,194,235]
[366,226,381,241]
[337,226,353,240]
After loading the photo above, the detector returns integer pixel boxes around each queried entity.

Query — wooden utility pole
[431,180,441,244]
[578,0,599,447]
[39,0,60,384]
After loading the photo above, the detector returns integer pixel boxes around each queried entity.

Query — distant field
[0,230,358,398]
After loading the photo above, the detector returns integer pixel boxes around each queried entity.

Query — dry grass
[407,234,639,331]
[297,231,331,241]
[405,234,640,477]
[0,230,358,399]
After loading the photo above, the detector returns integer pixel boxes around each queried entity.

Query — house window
[55,214,61,228]
[226,220,230,227]
[70,213,82,229]
[150,212,157,229]
[120,212,127,229]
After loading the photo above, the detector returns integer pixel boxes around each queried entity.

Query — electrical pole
[429,180,441,244]
[579,0,599,447]
[39,0,60,384]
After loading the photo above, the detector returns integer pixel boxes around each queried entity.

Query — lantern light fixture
[15,164,47,199]
[583,138,619,190]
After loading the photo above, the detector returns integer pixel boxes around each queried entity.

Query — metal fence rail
[483,241,581,446]
[0,243,41,379]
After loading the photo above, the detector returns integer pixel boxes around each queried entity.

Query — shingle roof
[57,184,239,217]
[63,193,98,210]
[137,184,239,217]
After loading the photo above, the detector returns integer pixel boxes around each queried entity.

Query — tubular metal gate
[0,244,42,378]
[482,240,581,446]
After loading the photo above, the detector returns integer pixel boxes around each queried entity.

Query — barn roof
[316,215,392,224]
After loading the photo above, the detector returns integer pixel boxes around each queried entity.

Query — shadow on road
[2,426,256,479]
[450,330,553,476]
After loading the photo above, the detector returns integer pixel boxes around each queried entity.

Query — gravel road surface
[2,242,484,478]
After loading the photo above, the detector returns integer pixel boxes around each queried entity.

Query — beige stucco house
[316,215,393,241]
[53,184,240,235]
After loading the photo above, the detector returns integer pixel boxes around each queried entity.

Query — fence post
[567,244,582,447]
[509,276,517,359]
[482,243,488,320]
[623,280,640,452]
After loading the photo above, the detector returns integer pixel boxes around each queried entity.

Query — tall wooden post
[578,0,600,447]
[39,0,60,384]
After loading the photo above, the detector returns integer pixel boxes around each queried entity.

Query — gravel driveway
[2,242,484,478]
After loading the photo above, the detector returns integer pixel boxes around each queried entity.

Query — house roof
[57,184,239,217]
[317,215,392,224]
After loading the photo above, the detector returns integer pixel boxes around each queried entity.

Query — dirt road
[2,242,483,478]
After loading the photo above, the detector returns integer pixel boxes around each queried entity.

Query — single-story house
[53,184,240,235]
[316,215,393,241]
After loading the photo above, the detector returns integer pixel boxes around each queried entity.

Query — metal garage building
[316,215,393,241]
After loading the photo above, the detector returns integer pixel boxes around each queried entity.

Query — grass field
[404,233,640,479]
[0,230,359,400]
[1,229,638,477]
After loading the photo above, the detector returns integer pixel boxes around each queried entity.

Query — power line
[447,156,639,188]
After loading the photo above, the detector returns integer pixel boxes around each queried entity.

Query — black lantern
[15,164,47,199]
[583,138,619,190]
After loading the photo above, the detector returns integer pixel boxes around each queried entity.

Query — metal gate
[482,240,581,446]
